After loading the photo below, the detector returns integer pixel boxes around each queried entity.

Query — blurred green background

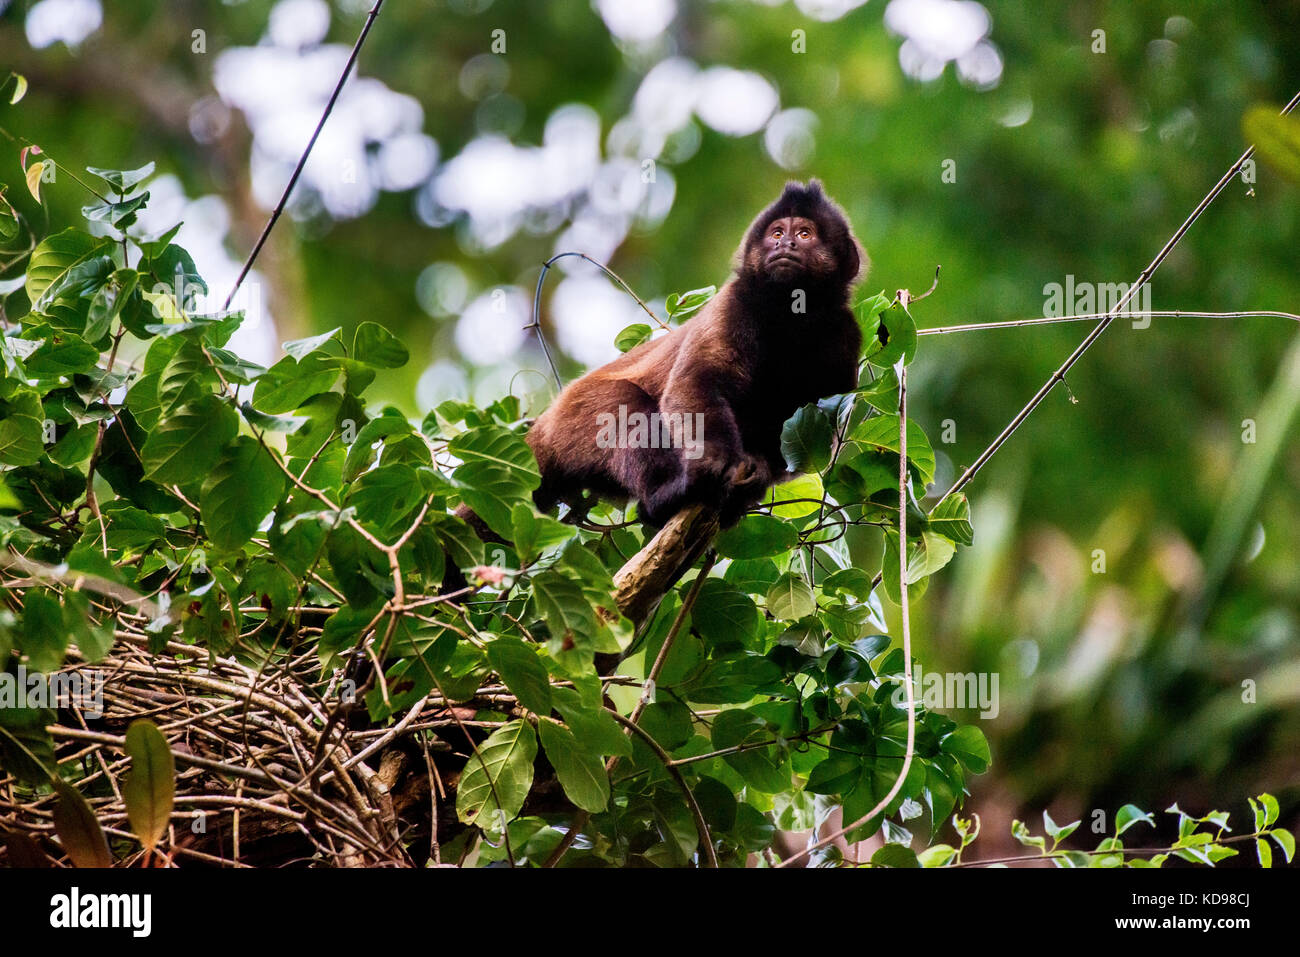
[3,0,1298,859]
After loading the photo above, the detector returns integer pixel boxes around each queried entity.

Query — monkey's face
[749,215,838,284]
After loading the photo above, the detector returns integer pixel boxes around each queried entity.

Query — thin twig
[919,309,1300,336]
[223,0,387,311]
[935,89,1300,506]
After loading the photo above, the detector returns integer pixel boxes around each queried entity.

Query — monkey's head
[738,180,866,290]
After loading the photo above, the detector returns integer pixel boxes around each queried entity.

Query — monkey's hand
[719,453,773,526]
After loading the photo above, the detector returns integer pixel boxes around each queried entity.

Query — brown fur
[528,180,865,527]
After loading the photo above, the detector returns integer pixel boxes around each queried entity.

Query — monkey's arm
[640,349,771,525]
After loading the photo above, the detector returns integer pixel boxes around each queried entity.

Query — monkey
[526,179,865,529]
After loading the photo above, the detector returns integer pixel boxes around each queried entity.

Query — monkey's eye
[797,228,812,239]
[771,227,784,239]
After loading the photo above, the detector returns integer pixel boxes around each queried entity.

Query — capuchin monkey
[527,180,866,528]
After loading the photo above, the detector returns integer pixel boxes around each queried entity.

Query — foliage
[0,157,998,866]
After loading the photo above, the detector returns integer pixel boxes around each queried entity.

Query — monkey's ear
[841,235,866,283]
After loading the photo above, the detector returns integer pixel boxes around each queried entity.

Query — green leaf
[614,322,652,352]
[872,843,920,867]
[1269,828,1295,863]
[763,471,824,518]
[941,725,991,774]
[25,335,101,378]
[538,718,609,813]
[1257,838,1273,868]
[1011,819,1046,852]
[25,229,112,307]
[252,353,342,414]
[53,781,113,868]
[551,687,632,758]
[486,637,553,714]
[927,494,973,547]
[81,191,150,229]
[353,321,409,368]
[529,568,599,653]
[1115,804,1155,836]
[854,414,936,486]
[852,290,891,343]
[1042,809,1081,846]
[141,395,238,485]
[868,302,917,368]
[347,463,425,535]
[282,327,341,360]
[665,285,715,320]
[690,579,761,646]
[715,514,799,559]
[21,589,68,673]
[451,424,541,538]
[85,268,139,342]
[0,387,46,466]
[455,719,538,827]
[200,436,287,551]
[1259,792,1280,828]
[918,843,958,867]
[711,708,789,793]
[510,503,572,563]
[123,719,175,853]
[1244,105,1300,183]
[766,572,815,621]
[780,403,834,473]
[86,162,156,192]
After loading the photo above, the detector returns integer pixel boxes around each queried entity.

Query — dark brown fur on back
[528,180,865,527]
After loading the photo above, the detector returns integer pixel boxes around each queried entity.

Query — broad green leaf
[123,719,175,853]
[353,321,409,368]
[614,322,652,352]
[766,572,815,621]
[201,436,287,551]
[665,285,715,320]
[25,229,112,306]
[510,503,572,563]
[141,395,238,485]
[780,403,833,473]
[1270,828,1295,863]
[690,578,761,646]
[1257,838,1273,868]
[853,414,936,486]
[711,708,789,793]
[530,568,599,653]
[455,719,537,826]
[941,725,991,774]
[282,327,341,360]
[86,162,156,192]
[486,637,553,714]
[21,589,67,672]
[538,718,609,813]
[715,514,799,559]
[872,843,920,867]
[1115,803,1155,836]
[927,494,973,547]
[551,687,632,758]
[25,335,100,378]
[764,471,824,518]
[0,387,45,466]
[252,353,342,414]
